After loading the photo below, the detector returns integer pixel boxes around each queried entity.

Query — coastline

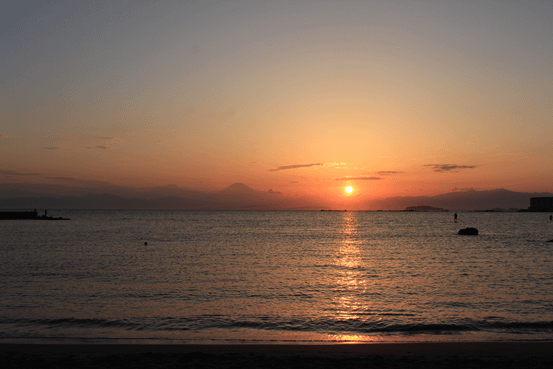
[2,342,553,368]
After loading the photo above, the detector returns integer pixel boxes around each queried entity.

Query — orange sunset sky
[1,0,552,209]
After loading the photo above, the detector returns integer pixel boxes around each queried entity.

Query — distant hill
[365,188,553,211]
[135,184,201,199]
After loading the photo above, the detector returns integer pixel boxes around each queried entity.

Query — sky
[1,0,552,209]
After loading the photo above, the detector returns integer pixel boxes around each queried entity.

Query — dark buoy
[458,227,478,235]
[144,242,148,245]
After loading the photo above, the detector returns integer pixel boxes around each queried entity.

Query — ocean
[1,210,552,344]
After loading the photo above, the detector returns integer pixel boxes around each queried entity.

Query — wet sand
[2,342,553,368]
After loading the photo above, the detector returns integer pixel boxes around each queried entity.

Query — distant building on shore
[405,205,447,212]
[528,197,553,212]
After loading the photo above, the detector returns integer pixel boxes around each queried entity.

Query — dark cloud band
[425,164,476,172]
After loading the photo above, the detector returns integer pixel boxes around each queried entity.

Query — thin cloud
[269,163,323,172]
[324,162,348,169]
[48,176,90,182]
[95,137,123,142]
[377,171,403,175]
[335,176,383,181]
[425,164,476,172]
[452,187,476,192]
[0,134,8,139]
[0,169,42,176]
[46,176,114,187]
[49,135,123,143]
[42,146,65,151]
[85,145,112,150]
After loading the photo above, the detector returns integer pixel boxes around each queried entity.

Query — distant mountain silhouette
[0,183,550,211]
[0,182,308,210]
[218,183,259,195]
[211,183,286,210]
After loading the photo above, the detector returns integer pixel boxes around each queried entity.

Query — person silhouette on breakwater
[454,213,458,223]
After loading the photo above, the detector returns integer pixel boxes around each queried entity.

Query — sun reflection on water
[329,334,384,343]
[332,212,368,325]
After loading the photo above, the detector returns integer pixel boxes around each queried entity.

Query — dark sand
[2,342,553,368]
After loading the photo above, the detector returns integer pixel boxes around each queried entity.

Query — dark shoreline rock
[458,227,478,235]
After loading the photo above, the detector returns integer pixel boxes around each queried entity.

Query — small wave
[2,315,553,340]
[483,321,553,331]
[186,316,553,335]
[2,317,142,330]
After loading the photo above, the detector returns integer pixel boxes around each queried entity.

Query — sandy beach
[2,342,553,368]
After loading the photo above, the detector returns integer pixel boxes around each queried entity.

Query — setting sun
[345,186,353,194]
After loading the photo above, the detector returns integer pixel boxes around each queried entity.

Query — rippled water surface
[1,210,553,343]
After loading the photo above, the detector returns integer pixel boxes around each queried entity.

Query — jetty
[0,210,70,220]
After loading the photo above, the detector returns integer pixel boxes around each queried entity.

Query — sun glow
[345,186,353,194]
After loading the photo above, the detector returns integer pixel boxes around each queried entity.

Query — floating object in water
[144,242,148,245]
[458,227,478,235]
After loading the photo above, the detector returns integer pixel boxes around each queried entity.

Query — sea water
[1,210,553,343]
